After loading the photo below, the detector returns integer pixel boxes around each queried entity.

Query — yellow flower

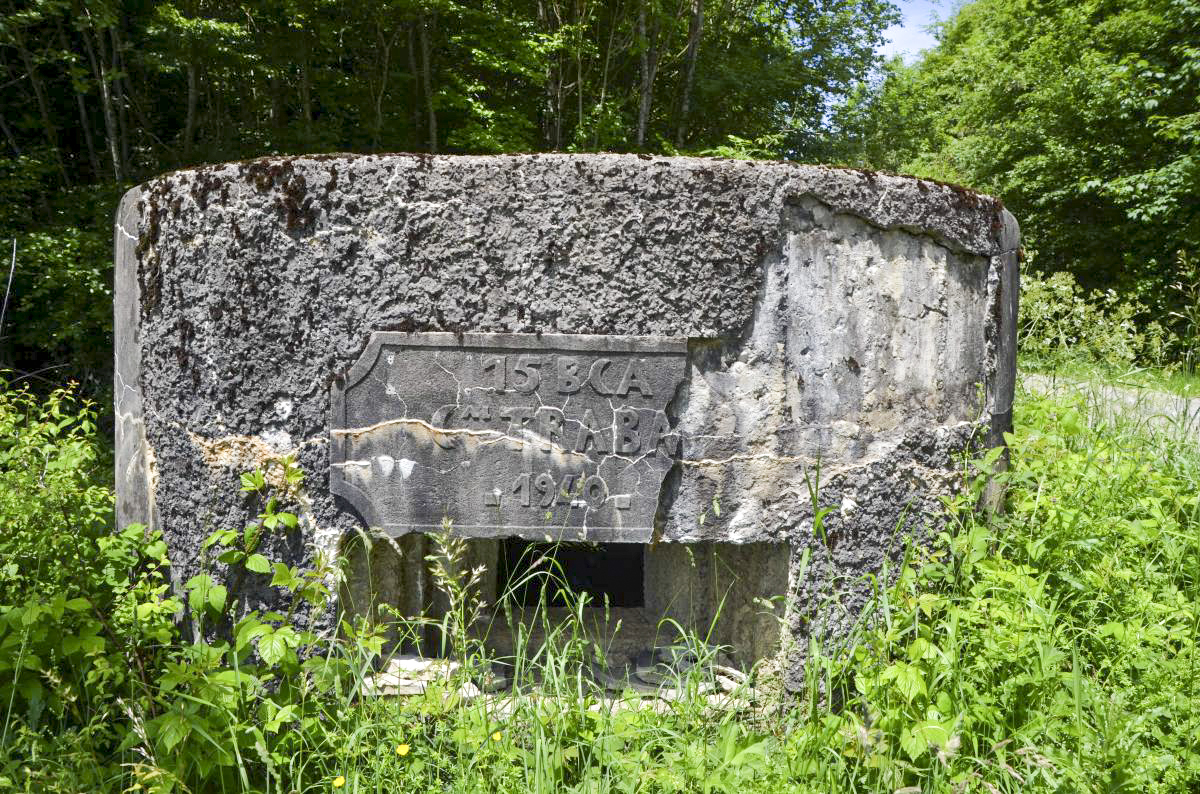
[395,743,411,757]
[332,775,346,789]
[491,731,502,742]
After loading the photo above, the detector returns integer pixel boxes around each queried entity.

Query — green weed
[3,380,1200,792]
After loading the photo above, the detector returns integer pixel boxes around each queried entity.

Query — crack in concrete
[332,416,592,462]
[678,451,814,467]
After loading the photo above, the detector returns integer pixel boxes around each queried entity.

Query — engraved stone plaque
[330,332,688,542]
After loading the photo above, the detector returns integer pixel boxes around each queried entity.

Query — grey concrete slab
[114,153,1019,681]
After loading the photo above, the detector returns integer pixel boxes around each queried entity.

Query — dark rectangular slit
[499,540,644,608]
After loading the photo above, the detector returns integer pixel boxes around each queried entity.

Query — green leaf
[269,562,296,588]
[901,722,950,761]
[235,618,271,652]
[262,702,298,733]
[258,630,287,665]
[204,529,239,549]
[186,574,214,613]
[154,711,192,753]
[245,553,272,574]
[208,583,227,613]
[883,662,927,703]
[899,727,927,761]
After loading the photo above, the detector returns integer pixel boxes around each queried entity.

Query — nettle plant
[132,454,384,790]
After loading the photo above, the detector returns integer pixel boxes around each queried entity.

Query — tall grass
[4,380,1200,792]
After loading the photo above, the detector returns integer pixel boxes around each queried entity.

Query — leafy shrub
[5,380,1200,792]
[1018,270,1166,372]
[4,226,114,392]
[1165,250,1200,373]
[0,155,118,392]
[0,381,175,786]
[0,380,113,605]
[0,418,361,790]
[801,390,1200,791]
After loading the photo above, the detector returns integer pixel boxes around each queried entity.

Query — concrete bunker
[114,153,1018,687]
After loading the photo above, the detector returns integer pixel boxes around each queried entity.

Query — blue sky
[878,0,946,62]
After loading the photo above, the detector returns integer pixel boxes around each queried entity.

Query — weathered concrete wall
[115,154,1018,680]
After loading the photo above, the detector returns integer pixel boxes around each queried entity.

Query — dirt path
[1021,372,1200,439]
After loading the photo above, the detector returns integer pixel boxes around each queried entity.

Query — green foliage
[0,0,895,164]
[6,380,1200,791]
[0,0,898,389]
[124,455,356,790]
[0,379,112,604]
[835,0,1199,306]
[1018,270,1166,373]
[801,389,1200,791]
[4,223,113,390]
[1165,250,1200,372]
[0,380,170,787]
[0,156,123,392]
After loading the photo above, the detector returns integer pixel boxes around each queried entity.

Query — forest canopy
[1,0,897,388]
[836,0,1199,307]
[1,0,1198,389]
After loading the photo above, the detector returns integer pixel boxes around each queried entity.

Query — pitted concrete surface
[115,154,1018,683]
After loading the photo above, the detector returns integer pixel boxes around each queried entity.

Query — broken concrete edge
[992,209,1020,433]
[981,210,1020,513]
[114,185,158,537]
[123,153,1013,260]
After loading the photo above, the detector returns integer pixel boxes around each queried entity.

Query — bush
[0,380,113,605]
[5,381,1200,792]
[1018,270,1166,373]
[800,390,1200,791]
[0,381,176,787]
[0,155,118,393]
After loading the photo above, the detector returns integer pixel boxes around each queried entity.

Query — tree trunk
[592,2,618,150]
[207,69,223,155]
[675,0,703,148]
[537,1,552,147]
[576,0,587,136]
[407,24,421,149]
[0,113,21,157]
[57,20,102,178]
[181,0,199,159]
[184,61,198,161]
[111,25,132,176]
[555,46,565,149]
[373,22,401,151]
[15,32,69,185]
[538,0,567,149]
[635,0,660,149]
[270,69,285,129]
[418,12,437,153]
[300,60,313,138]
[81,15,123,182]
